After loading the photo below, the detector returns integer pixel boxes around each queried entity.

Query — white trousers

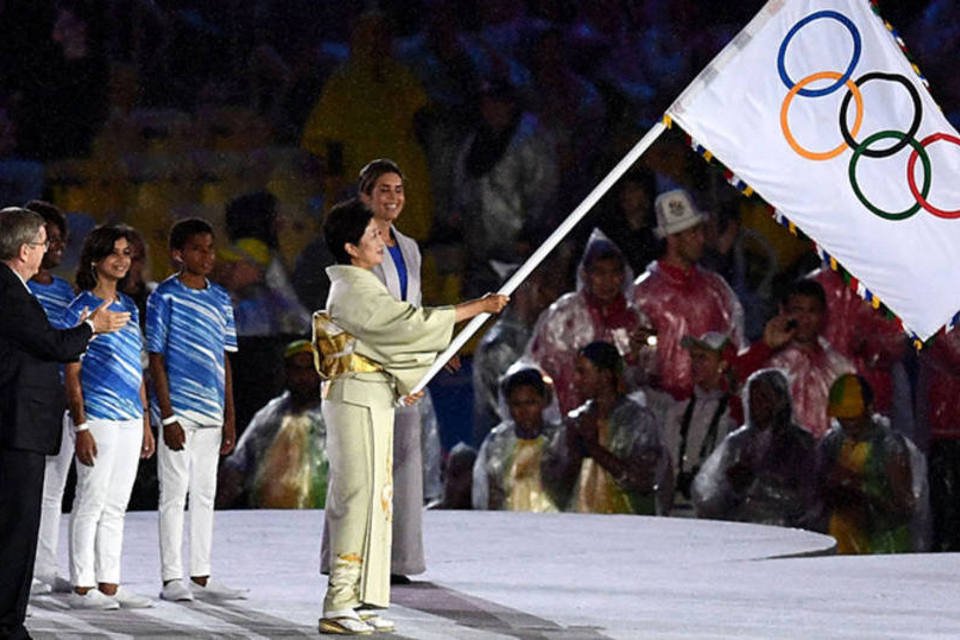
[69,417,142,587]
[35,414,74,579]
[157,422,221,582]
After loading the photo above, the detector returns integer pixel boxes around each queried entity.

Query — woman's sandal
[318,615,374,635]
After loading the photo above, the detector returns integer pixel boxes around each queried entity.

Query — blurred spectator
[472,252,568,444]
[14,1,109,161]
[450,78,558,296]
[472,365,562,512]
[917,326,960,551]
[737,279,855,439]
[593,167,661,275]
[300,11,435,242]
[526,28,606,212]
[224,189,310,335]
[526,229,655,416]
[631,189,745,401]
[701,201,777,342]
[817,374,925,554]
[221,189,310,435]
[664,331,738,516]
[218,340,327,509]
[692,368,819,528]
[543,341,669,514]
[810,266,913,438]
[428,442,478,510]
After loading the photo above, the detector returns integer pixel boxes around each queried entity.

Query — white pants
[69,417,142,587]
[157,422,221,582]
[35,414,75,579]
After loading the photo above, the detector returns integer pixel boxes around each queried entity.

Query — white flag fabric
[668,0,960,340]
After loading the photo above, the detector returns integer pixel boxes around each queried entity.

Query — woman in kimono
[315,198,507,635]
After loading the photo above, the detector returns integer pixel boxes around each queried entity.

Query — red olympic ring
[907,133,960,219]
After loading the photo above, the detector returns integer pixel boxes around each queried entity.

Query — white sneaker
[160,580,195,602]
[67,589,120,610]
[190,579,247,601]
[35,573,73,593]
[112,588,154,609]
[30,579,51,595]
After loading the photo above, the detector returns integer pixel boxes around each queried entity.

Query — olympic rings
[776,10,957,222]
[839,73,922,158]
[849,130,930,221]
[907,133,960,219]
[778,10,861,97]
[781,71,863,161]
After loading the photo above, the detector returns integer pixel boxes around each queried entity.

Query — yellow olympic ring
[780,71,864,161]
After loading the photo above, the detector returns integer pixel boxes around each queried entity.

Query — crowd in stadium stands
[10,1,960,616]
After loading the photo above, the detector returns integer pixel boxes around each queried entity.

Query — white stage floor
[26,509,960,639]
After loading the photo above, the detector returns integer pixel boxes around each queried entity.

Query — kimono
[315,265,454,614]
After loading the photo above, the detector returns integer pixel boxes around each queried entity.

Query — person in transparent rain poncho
[692,368,820,528]
[217,340,328,510]
[472,363,564,512]
[542,341,671,515]
[816,374,931,554]
[525,228,657,417]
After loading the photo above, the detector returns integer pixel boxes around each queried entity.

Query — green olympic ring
[848,130,931,221]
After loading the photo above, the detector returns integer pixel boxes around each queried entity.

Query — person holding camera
[663,332,738,516]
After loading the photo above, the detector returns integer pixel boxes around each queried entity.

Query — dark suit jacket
[0,263,91,454]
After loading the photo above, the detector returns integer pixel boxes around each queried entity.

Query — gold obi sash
[312,311,384,380]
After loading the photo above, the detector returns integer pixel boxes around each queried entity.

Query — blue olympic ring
[777,10,862,97]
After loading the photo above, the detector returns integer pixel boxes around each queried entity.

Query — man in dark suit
[0,207,129,640]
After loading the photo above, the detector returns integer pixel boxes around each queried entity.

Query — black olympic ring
[839,72,922,158]
[848,130,931,221]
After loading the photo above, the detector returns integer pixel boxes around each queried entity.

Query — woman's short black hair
[76,224,139,291]
[358,158,403,196]
[501,368,548,400]
[324,198,374,264]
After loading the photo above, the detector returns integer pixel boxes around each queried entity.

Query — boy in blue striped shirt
[147,218,245,602]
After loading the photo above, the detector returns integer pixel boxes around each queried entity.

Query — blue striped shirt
[146,275,238,426]
[64,292,144,421]
[28,275,75,328]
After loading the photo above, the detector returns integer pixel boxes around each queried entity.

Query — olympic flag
[667,0,960,340]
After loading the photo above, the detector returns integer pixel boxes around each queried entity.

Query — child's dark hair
[501,368,548,400]
[358,158,403,195]
[170,218,214,251]
[578,341,624,378]
[76,224,138,291]
[324,198,374,264]
[24,200,67,237]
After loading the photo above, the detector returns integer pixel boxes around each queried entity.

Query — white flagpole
[410,120,668,394]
